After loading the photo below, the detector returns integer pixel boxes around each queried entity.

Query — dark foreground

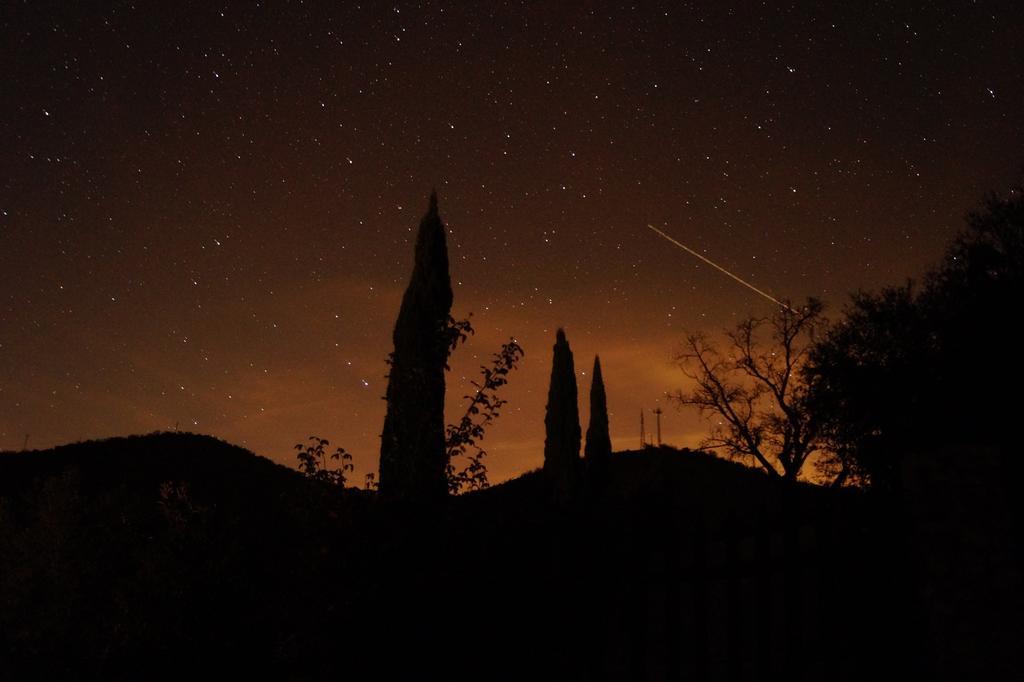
[0,433,1019,680]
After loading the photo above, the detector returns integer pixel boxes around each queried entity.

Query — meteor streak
[646,224,793,311]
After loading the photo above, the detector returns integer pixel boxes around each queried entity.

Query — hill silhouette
[0,431,303,499]
[0,432,373,679]
[0,433,923,680]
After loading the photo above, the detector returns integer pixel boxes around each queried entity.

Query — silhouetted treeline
[3,186,1021,681]
[806,186,1024,488]
[0,434,921,680]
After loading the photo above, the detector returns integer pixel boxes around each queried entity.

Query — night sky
[2,1,1021,482]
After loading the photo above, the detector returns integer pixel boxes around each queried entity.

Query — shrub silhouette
[294,436,353,487]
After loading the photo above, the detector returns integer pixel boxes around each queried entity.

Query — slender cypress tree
[543,328,581,499]
[379,192,453,500]
[584,355,612,468]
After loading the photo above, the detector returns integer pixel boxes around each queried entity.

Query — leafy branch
[296,320,523,495]
[294,436,354,487]
[445,338,525,494]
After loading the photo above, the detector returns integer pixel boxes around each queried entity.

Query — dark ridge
[0,431,298,490]
[0,434,919,680]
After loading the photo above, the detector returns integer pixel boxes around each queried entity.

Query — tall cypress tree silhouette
[543,328,581,500]
[379,192,453,500]
[584,355,612,486]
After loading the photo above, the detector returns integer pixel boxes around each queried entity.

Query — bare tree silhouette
[670,299,834,483]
